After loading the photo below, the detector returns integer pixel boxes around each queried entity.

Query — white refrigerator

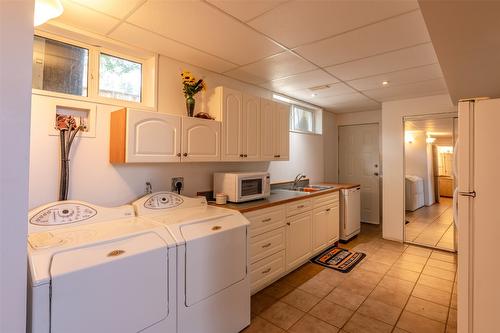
[457,98,500,333]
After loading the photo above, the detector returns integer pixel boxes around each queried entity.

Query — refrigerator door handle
[459,191,476,198]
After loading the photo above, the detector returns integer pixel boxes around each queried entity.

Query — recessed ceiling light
[382,81,389,86]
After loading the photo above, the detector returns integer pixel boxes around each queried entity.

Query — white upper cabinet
[242,94,261,161]
[181,117,221,162]
[110,108,181,163]
[213,87,262,161]
[260,99,290,161]
[260,99,276,160]
[275,102,290,161]
[220,87,243,161]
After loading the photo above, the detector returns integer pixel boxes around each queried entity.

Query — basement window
[99,53,142,103]
[290,105,322,134]
[32,36,89,96]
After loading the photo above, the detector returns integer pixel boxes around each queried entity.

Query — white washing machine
[132,192,250,333]
[27,200,177,333]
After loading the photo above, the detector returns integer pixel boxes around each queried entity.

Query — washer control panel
[144,193,184,210]
[30,203,97,226]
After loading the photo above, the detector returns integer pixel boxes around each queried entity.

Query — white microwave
[214,172,271,203]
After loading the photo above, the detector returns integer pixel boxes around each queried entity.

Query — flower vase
[186,96,195,117]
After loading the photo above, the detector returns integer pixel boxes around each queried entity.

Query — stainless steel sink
[273,184,338,194]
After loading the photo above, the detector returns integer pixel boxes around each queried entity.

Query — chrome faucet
[145,182,153,194]
[292,173,307,190]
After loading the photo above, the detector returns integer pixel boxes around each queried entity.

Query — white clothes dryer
[132,192,251,333]
[27,200,177,333]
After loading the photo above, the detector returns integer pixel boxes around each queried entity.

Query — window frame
[290,105,316,134]
[32,31,156,109]
[97,49,144,104]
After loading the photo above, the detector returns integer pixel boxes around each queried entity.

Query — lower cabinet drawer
[250,250,286,293]
[245,206,286,237]
[313,191,339,208]
[250,227,285,264]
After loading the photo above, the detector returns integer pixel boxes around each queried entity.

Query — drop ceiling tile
[363,78,448,101]
[224,51,316,85]
[287,82,357,100]
[52,0,120,35]
[69,0,144,19]
[206,0,287,22]
[249,0,419,48]
[259,69,337,92]
[348,63,443,91]
[294,10,430,67]
[109,23,237,73]
[310,93,381,112]
[127,1,285,65]
[325,43,438,81]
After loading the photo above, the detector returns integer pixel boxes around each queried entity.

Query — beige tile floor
[243,224,457,333]
[405,198,455,251]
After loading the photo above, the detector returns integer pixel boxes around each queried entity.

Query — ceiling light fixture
[382,81,389,86]
[426,137,436,143]
[34,0,64,27]
[311,93,318,97]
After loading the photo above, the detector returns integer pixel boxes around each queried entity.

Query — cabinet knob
[286,222,291,226]
[374,172,379,176]
[244,154,248,157]
[274,154,279,158]
[183,153,188,157]
[277,154,281,158]
[326,208,331,212]
[176,153,181,157]
[240,154,244,157]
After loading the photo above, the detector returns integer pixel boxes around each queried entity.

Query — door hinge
[459,191,476,198]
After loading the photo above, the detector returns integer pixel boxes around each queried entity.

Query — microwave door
[239,177,263,201]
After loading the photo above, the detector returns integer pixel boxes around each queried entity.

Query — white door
[260,99,276,160]
[221,88,242,161]
[242,94,260,161]
[127,110,181,163]
[285,213,312,270]
[181,117,221,162]
[339,124,380,224]
[275,102,290,161]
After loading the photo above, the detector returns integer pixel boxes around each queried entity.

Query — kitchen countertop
[210,183,359,213]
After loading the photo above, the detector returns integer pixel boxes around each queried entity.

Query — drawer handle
[107,249,125,257]
[261,242,272,248]
[261,268,271,274]
[286,222,291,226]
[297,205,305,209]
[326,208,331,212]
[211,226,222,231]
[273,155,279,158]
[261,218,272,222]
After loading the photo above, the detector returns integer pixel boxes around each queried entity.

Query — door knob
[374,172,379,176]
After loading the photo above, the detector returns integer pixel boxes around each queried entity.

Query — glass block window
[99,53,142,103]
[32,36,89,96]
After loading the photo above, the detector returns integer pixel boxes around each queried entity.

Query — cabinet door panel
[181,117,221,162]
[127,110,180,163]
[312,208,330,253]
[327,205,340,244]
[242,94,261,160]
[286,213,312,270]
[276,103,290,160]
[260,99,276,160]
[221,89,242,161]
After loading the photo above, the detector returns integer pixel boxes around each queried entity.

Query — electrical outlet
[171,177,184,192]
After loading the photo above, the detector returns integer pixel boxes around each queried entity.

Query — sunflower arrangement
[181,70,205,116]
[181,70,206,97]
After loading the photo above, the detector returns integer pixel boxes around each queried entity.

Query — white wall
[382,94,456,241]
[29,54,328,208]
[0,1,33,332]
[336,109,381,126]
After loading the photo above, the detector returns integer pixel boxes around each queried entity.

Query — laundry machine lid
[49,232,169,333]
